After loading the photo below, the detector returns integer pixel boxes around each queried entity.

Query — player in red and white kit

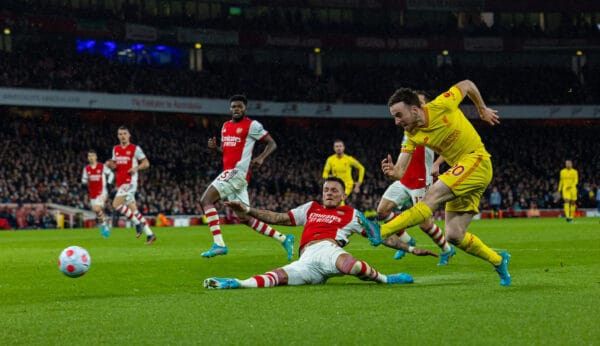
[377,92,456,265]
[203,177,437,289]
[81,149,114,237]
[106,126,156,244]
[200,95,294,260]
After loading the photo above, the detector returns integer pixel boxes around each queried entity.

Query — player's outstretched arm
[383,235,438,257]
[455,79,499,126]
[224,201,293,226]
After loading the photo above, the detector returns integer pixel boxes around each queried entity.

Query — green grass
[1,218,599,345]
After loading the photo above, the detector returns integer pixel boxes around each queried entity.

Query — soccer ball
[58,246,91,278]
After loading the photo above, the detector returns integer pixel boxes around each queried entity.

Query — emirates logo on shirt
[236,128,243,134]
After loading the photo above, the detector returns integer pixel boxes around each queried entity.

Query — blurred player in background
[377,91,455,265]
[106,126,156,244]
[81,149,114,237]
[322,139,365,204]
[558,159,578,222]
[360,80,512,286]
[203,177,437,289]
[200,94,294,260]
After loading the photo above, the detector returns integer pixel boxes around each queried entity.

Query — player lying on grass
[204,177,437,289]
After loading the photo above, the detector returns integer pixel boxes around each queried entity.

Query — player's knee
[444,229,465,245]
[376,208,390,220]
[270,268,289,285]
[338,255,359,275]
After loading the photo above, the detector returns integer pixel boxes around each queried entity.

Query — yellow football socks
[564,203,570,219]
[458,232,502,266]
[570,203,576,219]
[381,202,432,238]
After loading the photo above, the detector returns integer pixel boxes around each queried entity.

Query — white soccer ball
[58,246,91,278]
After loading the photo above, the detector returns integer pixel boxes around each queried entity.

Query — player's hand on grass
[224,201,248,214]
[411,248,438,257]
[479,107,500,126]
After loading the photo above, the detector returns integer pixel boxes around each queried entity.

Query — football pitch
[1,218,599,345]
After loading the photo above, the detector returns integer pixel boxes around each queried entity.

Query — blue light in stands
[76,39,96,52]
[131,43,144,51]
[155,45,166,51]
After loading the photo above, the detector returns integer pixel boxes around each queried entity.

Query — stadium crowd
[0,111,598,229]
[0,48,595,105]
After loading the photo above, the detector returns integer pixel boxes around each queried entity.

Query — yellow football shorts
[438,153,493,214]
[561,187,577,201]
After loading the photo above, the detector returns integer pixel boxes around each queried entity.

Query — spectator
[489,186,502,218]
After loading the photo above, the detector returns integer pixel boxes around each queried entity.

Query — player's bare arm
[383,235,438,257]
[251,134,277,168]
[128,158,149,174]
[455,79,499,126]
[382,152,412,180]
[208,136,222,153]
[431,155,446,178]
[224,201,293,226]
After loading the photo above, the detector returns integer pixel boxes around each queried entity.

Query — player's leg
[92,198,111,237]
[200,184,227,257]
[563,196,572,222]
[445,211,510,286]
[113,186,144,235]
[204,268,288,289]
[567,188,577,221]
[336,252,413,284]
[378,183,415,259]
[126,199,156,244]
[415,185,454,265]
[419,217,455,265]
[92,205,105,225]
[379,179,453,239]
[236,188,295,261]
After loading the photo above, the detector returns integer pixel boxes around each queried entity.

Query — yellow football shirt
[559,168,578,192]
[401,86,490,165]
[322,154,365,194]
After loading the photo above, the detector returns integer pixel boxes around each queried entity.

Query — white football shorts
[115,183,137,205]
[210,169,250,205]
[90,192,108,207]
[281,240,347,285]
[382,181,426,206]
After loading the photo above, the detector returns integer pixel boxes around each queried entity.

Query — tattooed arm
[224,201,293,226]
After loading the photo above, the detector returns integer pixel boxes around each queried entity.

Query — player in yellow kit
[558,159,578,222]
[322,140,365,198]
[357,80,511,286]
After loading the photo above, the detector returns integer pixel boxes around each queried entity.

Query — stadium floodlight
[576,50,583,56]
[314,47,321,54]
[195,43,202,49]
[442,49,449,56]
[3,28,10,35]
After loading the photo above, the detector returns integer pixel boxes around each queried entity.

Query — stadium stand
[1,2,599,228]
[0,110,598,229]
